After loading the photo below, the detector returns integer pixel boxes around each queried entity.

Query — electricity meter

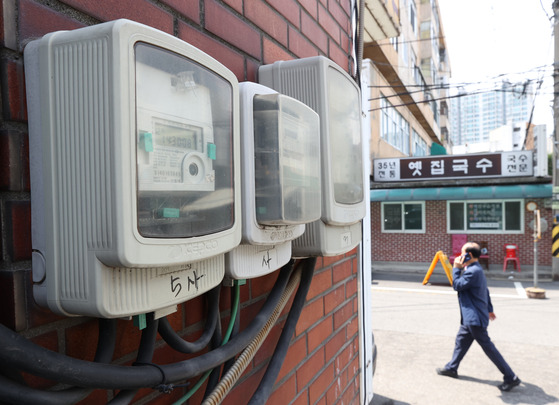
[25,19,241,318]
[225,83,321,279]
[259,56,365,257]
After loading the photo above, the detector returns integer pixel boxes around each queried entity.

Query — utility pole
[553,0,559,281]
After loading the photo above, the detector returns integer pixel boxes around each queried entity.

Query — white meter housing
[25,19,241,318]
[259,56,365,257]
[225,83,321,279]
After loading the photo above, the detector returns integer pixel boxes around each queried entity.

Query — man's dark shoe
[498,377,521,392]
[436,368,458,378]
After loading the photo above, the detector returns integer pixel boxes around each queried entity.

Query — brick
[267,0,301,28]
[160,0,199,23]
[324,327,345,361]
[27,290,66,329]
[307,267,332,299]
[308,362,334,404]
[0,270,28,331]
[332,258,352,284]
[263,37,292,65]
[326,377,344,404]
[299,0,318,19]
[1,59,27,121]
[296,346,324,388]
[324,284,344,314]
[19,0,84,46]
[329,41,349,73]
[5,200,31,261]
[178,22,245,80]
[268,372,297,405]
[278,334,307,380]
[238,298,265,331]
[328,0,350,33]
[318,4,340,43]
[184,294,204,326]
[205,0,260,59]
[332,300,353,331]
[0,130,29,191]
[245,0,288,47]
[346,314,359,338]
[307,315,332,353]
[253,320,283,366]
[246,59,259,82]
[249,269,280,299]
[166,303,183,331]
[112,319,143,360]
[295,297,323,336]
[345,275,357,298]
[288,26,319,59]
[321,254,341,268]
[66,320,99,361]
[292,390,310,405]
[222,0,243,14]
[59,0,173,34]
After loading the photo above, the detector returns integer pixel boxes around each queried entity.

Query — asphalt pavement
[369,269,559,405]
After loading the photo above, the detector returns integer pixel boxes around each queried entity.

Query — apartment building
[363,0,451,165]
[450,81,535,146]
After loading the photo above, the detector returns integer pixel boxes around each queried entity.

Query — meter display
[135,43,234,239]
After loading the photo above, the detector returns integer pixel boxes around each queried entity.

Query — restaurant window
[381,202,425,233]
[447,200,523,233]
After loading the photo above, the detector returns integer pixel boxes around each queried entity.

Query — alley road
[369,271,559,405]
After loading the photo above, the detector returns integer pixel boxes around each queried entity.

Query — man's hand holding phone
[453,253,471,269]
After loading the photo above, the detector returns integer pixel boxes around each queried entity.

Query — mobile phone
[463,253,471,262]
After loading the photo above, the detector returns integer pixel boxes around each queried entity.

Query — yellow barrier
[422,251,453,286]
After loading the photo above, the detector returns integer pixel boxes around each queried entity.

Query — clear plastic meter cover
[135,43,235,238]
[252,93,321,225]
[327,66,364,205]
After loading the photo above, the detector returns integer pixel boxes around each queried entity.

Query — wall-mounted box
[25,19,241,317]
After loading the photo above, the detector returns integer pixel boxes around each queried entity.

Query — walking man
[436,242,521,391]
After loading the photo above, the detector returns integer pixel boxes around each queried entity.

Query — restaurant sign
[374,151,533,182]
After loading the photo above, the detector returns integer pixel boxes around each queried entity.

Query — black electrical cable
[0,318,118,405]
[108,314,159,404]
[0,374,91,405]
[94,318,118,363]
[204,284,229,397]
[203,324,224,398]
[248,258,316,405]
[0,261,294,390]
[158,285,219,354]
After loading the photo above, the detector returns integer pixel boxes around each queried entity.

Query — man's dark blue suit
[445,261,516,383]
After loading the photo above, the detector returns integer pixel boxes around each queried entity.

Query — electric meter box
[25,19,241,318]
[259,56,365,256]
[225,82,321,279]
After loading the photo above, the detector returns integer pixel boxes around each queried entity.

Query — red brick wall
[0,1,360,404]
[371,199,553,267]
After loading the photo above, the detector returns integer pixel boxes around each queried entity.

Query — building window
[381,96,410,154]
[447,200,523,233]
[413,130,427,156]
[409,1,417,36]
[382,202,425,233]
